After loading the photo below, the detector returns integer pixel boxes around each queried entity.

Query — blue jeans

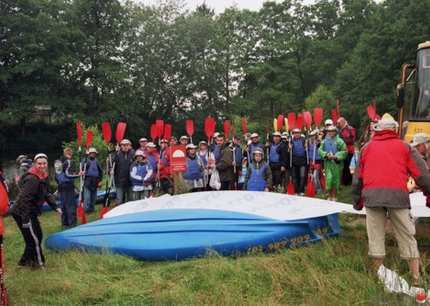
[115,186,130,205]
[84,187,97,213]
[59,187,77,226]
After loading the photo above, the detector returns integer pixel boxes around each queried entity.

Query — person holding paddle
[82,148,103,213]
[113,139,134,205]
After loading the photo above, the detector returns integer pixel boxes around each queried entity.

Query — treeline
[1,0,429,155]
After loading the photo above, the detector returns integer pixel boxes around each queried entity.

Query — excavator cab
[397,41,430,141]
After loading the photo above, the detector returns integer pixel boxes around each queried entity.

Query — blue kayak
[46,209,340,261]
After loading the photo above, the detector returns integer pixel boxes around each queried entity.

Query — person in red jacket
[337,117,356,186]
[352,114,430,284]
[0,167,9,304]
[159,139,173,195]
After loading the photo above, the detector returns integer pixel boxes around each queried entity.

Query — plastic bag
[209,169,221,190]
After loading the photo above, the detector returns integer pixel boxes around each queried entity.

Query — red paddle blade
[303,111,312,129]
[185,119,194,137]
[223,120,231,139]
[331,108,339,123]
[164,124,172,140]
[313,108,324,126]
[115,122,127,143]
[156,119,164,138]
[99,206,110,219]
[287,113,296,130]
[77,204,87,224]
[150,123,158,141]
[204,116,216,139]
[306,176,316,197]
[296,113,304,130]
[367,105,377,121]
[101,122,112,144]
[76,121,83,146]
[85,129,94,148]
[277,114,284,131]
[287,179,295,195]
[241,117,248,134]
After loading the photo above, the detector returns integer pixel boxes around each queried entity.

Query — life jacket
[213,145,222,161]
[247,162,268,191]
[292,137,306,157]
[183,156,203,181]
[147,152,159,172]
[55,159,74,186]
[324,137,338,155]
[0,179,9,235]
[130,162,151,187]
[269,143,280,163]
[85,158,100,177]
[307,143,321,161]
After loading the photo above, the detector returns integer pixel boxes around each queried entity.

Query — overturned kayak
[46,208,340,261]
[104,191,357,220]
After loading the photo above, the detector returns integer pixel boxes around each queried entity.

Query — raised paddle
[287,113,296,131]
[331,108,339,123]
[277,114,284,132]
[296,113,304,130]
[101,122,112,144]
[115,122,127,143]
[204,116,216,143]
[273,118,278,132]
[185,119,194,144]
[164,124,172,140]
[76,121,83,150]
[303,111,312,130]
[367,104,377,121]
[150,123,158,142]
[77,129,94,225]
[313,108,324,127]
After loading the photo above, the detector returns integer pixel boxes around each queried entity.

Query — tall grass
[4,188,429,305]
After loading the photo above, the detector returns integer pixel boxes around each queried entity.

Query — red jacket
[352,130,430,208]
[339,125,356,154]
[0,180,9,235]
[159,147,171,179]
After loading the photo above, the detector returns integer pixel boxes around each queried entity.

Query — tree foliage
[1,0,429,155]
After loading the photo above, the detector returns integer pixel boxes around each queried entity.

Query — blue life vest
[234,146,242,164]
[213,145,222,161]
[147,154,158,172]
[131,163,150,187]
[269,143,280,163]
[292,138,306,157]
[307,143,321,161]
[85,159,100,177]
[55,160,74,186]
[247,163,268,191]
[183,156,203,180]
[324,137,338,155]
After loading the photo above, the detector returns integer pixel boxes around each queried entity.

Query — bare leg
[408,258,420,284]
[372,258,384,272]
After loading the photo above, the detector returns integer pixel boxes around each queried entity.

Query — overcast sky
[140,0,315,14]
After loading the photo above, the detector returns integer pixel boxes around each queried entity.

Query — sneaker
[299,193,305,196]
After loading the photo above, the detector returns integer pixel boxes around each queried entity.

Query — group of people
[9,112,430,289]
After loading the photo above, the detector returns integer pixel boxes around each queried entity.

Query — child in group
[237,157,248,190]
[307,129,323,193]
[183,144,205,192]
[244,148,272,192]
[130,150,153,200]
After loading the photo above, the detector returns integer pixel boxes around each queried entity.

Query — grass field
[4,188,430,305]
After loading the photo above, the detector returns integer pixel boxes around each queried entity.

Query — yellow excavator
[397,41,430,142]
